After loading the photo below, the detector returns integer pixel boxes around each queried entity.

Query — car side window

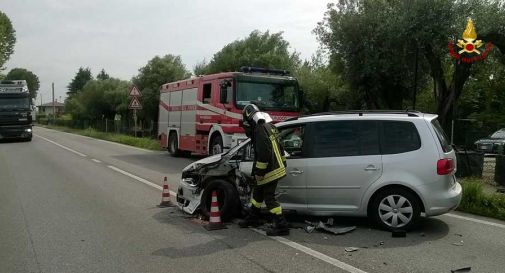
[279,125,305,158]
[380,121,421,154]
[309,120,379,158]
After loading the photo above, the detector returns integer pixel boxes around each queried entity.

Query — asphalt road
[1,126,505,273]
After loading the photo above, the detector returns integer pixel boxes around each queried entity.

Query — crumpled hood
[182,154,222,172]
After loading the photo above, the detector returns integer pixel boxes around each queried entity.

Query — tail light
[437,158,455,175]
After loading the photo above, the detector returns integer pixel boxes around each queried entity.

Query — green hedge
[458,178,505,221]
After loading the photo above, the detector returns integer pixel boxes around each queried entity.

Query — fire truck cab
[158,67,301,156]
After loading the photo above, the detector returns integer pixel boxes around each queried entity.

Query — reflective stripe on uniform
[251,198,262,208]
[257,168,286,185]
[256,161,268,169]
[270,135,285,168]
[270,206,282,215]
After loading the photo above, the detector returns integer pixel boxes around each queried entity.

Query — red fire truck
[158,67,302,156]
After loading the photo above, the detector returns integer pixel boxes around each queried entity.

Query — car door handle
[364,165,379,171]
[289,169,304,176]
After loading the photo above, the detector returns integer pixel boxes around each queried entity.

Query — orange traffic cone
[158,177,173,207]
[204,191,227,230]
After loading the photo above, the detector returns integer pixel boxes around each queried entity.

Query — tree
[67,67,93,95]
[65,78,130,121]
[315,0,505,126]
[294,52,352,113]
[96,69,110,80]
[132,54,190,124]
[193,59,208,76]
[0,11,16,69]
[201,30,300,74]
[5,68,40,99]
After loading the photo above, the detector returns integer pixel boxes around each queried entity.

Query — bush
[42,125,162,151]
[458,178,505,221]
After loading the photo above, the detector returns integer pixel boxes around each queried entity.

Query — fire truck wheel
[201,179,240,221]
[209,135,224,155]
[168,132,181,157]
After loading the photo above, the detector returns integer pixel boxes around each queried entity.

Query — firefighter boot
[266,214,290,236]
[238,206,261,228]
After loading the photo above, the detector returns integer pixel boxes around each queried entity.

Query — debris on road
[304,225,316,234]
[454,233,463,237]
[451,266,472,272]
[392,230,406,238]
[295,220,356,235]
[315,221,356,235]
[452,241,464,246]
[344,247,359,252]
[420,232,426,237]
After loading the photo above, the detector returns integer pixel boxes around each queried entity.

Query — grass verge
[39,125,163,151]
[458,178,505,221]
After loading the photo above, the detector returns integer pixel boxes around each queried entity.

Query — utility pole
[413,46,419,110]
[52,82,55,123]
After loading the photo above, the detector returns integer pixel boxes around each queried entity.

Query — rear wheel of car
[168,132,181,157]
[370,188,421,231]
[201,179,240,221]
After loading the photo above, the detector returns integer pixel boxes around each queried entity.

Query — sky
[1,0,329,105]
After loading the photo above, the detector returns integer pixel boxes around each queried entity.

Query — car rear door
[305,120,383,212]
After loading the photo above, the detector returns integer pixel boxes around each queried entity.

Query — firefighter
[238,104,289,236]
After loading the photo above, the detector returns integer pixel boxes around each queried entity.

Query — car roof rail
[285,110,421,122]
[327,110,420,117]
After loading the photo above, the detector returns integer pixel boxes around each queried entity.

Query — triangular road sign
[129,85,142,97]
[129,97,142,109]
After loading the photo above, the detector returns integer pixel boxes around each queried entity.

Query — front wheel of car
[369,188,421,231]
[201,179,240,221]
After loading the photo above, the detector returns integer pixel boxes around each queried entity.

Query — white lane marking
[91,159,102,163]
[445,213,505,229]
[252,229,367,273]
[103,164,367,273]
[107,165,179,196]
[35,134,87,157]
[36,126,157,153]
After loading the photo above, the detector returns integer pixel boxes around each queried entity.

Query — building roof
[38,101,65,107]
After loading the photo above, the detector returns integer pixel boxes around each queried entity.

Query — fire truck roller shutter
[158,91,170,148]
[180,87,198,151]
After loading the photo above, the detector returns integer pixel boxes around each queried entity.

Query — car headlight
[25,128,32,132]
[182,178,197,186]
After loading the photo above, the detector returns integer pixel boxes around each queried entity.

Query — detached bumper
[0,125,32,139]
[176,179,203,215]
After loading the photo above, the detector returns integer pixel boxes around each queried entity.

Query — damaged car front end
[176,140,254,220]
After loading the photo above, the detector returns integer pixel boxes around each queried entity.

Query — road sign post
[128,86,142,137]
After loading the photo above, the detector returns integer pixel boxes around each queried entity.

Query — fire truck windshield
[0,97,30,110]
[236,78,299,112]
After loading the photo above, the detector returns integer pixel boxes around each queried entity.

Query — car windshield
[0,97,30,110]
[236,77,299,112]
[491,130,505,139]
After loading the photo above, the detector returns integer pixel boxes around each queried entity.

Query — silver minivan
[176,111,462,230]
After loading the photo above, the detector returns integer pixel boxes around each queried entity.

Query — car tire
[369,188,421,231]
[209,135,224,155]
[168,132,181,157]
[201,179,240,221]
